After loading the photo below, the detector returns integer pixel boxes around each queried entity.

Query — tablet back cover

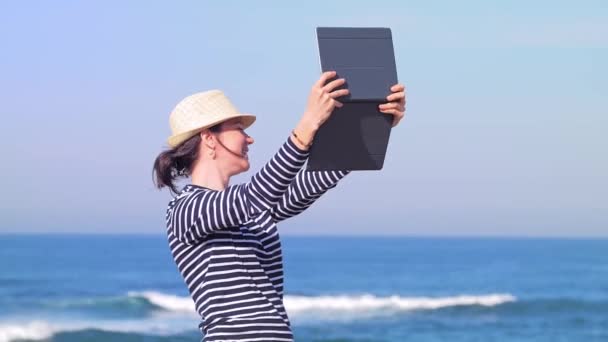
[307,102,393,170]
[307,27,397,171]
[316,27,398,102]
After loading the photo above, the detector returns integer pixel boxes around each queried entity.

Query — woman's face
[213,118,255,174]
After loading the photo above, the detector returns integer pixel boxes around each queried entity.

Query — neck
[191,160,230,191]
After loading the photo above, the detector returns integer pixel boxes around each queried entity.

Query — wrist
[292,120,317,150]
[295,125,316,142]
[298,114,320,133]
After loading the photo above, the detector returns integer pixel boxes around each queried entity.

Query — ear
[199,129,216,149]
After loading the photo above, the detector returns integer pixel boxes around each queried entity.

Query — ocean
[0,234,606,342]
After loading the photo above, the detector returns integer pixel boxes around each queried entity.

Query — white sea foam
[0,321,55,342]
[130,290,515,314]
[0,317,197,342]
[284,293,517,312]
[128,290,196,313]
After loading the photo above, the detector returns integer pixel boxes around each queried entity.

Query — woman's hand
[301,71,349,131]
[379,84,407,127]
[293,71,349,149]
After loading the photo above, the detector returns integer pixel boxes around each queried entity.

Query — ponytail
[153,124,222,195]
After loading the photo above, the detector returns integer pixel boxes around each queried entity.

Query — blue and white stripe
[165,136,349,341]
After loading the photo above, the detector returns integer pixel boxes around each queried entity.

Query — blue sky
[1,1,606,236]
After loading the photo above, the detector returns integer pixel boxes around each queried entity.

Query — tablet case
[307,27,398,171]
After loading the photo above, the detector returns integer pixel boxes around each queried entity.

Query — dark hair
[153,124,222,195]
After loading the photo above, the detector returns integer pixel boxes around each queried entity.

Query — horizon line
[1,232,607,240]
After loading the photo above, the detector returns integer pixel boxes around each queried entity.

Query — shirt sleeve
[269,169,351,223]
[167,136,309,245]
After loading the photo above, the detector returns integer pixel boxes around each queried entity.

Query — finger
[386,91,405,102]
[315,71,337,88]
[334,100,344,108]
[329,88,349,98]
[390,83,405,92]
[379,108,401,116]
[322,78,346,92]
[378,102,401,111]
[390,103,405,112]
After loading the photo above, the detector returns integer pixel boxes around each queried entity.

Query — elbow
[171,226,200,246]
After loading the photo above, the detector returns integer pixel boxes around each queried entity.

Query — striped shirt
[165,136,350,341]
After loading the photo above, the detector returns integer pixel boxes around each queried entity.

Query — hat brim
[167,113,256,148]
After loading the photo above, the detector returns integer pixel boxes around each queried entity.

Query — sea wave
[0,321,55,342]
[46,291,518,315]
[127,291,195,313]
[0,318,196,342]
[38,291,608,318]
[6,293,608,342]
[284,293,516,312]
[0,292,515,342]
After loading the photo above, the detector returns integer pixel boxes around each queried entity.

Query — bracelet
[292,129,312,148]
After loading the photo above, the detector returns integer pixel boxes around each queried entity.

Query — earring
[210,149,216,159]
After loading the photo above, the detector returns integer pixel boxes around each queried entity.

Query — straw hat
[167,90,256,148]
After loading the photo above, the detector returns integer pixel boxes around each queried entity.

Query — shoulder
[167,185,207,211]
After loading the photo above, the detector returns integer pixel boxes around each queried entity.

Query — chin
[232,161,250,176]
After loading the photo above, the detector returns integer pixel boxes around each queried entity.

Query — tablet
[306,27,398,171]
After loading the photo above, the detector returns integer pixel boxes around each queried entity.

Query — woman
[153,71,406,341]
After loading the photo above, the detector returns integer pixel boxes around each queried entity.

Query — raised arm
[269,81,409,224]
[270,169,350,223]
[167,136,309,244]
[167,71,351,244]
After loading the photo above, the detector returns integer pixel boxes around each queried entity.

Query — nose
[246,135,254,145]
